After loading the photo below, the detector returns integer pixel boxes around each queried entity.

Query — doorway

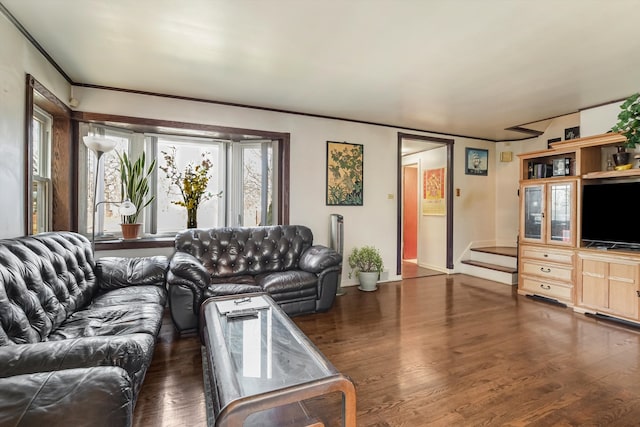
[396,133,454,278]
[402,164,418,261]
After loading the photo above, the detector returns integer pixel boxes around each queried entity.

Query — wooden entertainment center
[518,132,640,325]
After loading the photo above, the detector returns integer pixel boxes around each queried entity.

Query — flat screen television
[582,180,640,248]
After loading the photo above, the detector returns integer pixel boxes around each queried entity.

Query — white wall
[494,139,526,246]
[0,13,70,237]
[581,102,622,137]
[452,137,497,257]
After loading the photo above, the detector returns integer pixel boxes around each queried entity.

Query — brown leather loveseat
[166,225,342,334]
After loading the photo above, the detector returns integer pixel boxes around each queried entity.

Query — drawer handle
[540,267,551,273]
[540,284,551,290]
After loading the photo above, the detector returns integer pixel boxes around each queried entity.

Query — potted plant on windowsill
[348,245,384,292]
[610,92,640,167]
[118,151,156,239]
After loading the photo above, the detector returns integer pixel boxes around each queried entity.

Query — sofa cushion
[259,270,317,294]
[91,285,167,308]
[49,304,164,340]
[0,334,154,385]
[0,367,134,427]
[97,256,168,290]
[204,283,262,299]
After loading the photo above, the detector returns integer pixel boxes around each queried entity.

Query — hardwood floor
[401,260,443,279]
[134,275,640,426]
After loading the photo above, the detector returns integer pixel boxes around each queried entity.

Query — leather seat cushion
[49,304,164,340]
[204,283,262,298]
[259,271,317,295]
[90,285,167,308]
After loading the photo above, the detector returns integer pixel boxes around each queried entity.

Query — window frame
[25,75,73,235]
[72,111,290,247]
[31,106,53,233]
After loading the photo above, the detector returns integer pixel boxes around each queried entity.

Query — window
[25,75,73,235]
[80,124,131,239]
[155,135,224,233]
[80,125,277,239]
[31,106,52,233]
[226,141,275,227]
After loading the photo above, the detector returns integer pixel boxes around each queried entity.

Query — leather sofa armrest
[299,245,343,273]
[96,255,168,290]
[0,366,133,427]
[0,334,154,379]
[167,251,210,289]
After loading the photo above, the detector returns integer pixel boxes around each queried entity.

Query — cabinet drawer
[610,263,638,284]
[581,256,638,284]
[522,260,573,282]
[521,246,573,265]
[522,277,572,301]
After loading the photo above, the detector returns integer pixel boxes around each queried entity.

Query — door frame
[396,132,454,275]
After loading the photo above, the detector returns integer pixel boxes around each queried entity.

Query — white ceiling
[3,0,640,141]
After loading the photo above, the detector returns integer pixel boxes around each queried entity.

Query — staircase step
[470,246,518,258]
[460,259,517,274]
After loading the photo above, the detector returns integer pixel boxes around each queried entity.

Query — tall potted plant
[348,245,384,292]
[610,92,640,166]
[118,151,156,239]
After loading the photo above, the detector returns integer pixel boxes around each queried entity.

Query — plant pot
[613,151,631,166]
[121,223,142,240]
[358,271,379,292]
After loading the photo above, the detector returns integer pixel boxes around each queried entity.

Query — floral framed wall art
[326,141,363,206]
[465,147,488,176]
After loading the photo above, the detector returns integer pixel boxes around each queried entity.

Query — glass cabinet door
[547,181,575,245]
[523,184,544,242]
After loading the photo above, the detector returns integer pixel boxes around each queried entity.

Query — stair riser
[470,251,517,269]
[461,263,517,285]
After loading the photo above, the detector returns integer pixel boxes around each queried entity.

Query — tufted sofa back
[174,225,314,278]
[0,232,97,346]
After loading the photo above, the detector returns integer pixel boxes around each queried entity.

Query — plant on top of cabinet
[610,92,640,149]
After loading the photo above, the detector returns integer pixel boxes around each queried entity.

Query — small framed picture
[552,158,571,176]
[547,137,561,149]
[465,148,488,176]
[564,126,580,140]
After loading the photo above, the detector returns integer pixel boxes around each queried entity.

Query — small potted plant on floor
[610,92,640,167]
[348,245,384,292]
[118,151,156,239]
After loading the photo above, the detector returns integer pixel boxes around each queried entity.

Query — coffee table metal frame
[200,293,356,427]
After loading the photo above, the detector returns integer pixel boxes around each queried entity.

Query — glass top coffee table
[200,293,356,427]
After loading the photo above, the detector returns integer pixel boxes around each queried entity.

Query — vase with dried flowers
[159,146,222,228]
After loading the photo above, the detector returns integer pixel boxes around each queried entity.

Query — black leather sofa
[167,225,342,334]
[0,232,168,427]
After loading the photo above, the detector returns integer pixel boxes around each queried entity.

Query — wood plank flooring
[401,260,443,279]
[133,274,640,426]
